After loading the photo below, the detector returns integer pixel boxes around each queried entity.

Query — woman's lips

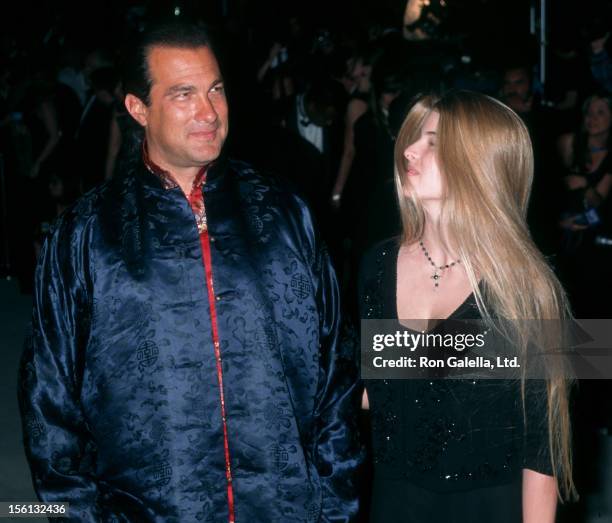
[406,168,420,176]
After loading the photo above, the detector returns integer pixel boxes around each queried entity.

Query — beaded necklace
[419,240,461,288]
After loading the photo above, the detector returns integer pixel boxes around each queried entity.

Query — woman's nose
[404,147,417,162]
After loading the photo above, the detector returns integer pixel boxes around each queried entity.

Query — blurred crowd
[1,0,612,516]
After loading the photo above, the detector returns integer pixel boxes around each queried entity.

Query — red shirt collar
[142,140,209,192]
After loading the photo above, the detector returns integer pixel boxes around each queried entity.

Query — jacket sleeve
[312,242,363,522]
[18,214,100,521]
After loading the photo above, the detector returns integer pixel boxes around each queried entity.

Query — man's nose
[194,96,218,124]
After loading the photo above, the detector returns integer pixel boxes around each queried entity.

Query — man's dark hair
[122,20,216,105]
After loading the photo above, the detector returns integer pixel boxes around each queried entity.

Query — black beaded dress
[359,238,552,523]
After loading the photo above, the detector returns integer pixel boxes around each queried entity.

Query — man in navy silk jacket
[19,21,361,522]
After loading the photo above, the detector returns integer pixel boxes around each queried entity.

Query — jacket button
[210,236,215,242]
[215,295,221,301]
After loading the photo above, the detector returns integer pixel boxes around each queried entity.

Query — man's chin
[189,142,223,159]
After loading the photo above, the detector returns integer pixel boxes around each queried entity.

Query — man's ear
[125,94,149,127]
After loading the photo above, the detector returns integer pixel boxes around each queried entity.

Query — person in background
[280,75,345,220]
[499,64,560,256]
[330,47,379,209]
[583,12,612,94]
[558,93,612,317]
[355,62,406,250]
[340,60,406,318]
[500,65,535,116]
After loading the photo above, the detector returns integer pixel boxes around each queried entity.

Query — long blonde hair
[394,90,576,499]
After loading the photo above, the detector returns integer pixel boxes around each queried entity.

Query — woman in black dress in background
[359,91,575,522]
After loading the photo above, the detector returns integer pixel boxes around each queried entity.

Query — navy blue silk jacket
[19,156,361,522]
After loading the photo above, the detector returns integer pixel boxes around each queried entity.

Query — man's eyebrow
[165,84,196,95]
[165,79,224,95]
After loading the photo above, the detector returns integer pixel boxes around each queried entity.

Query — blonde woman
[359,90,575,522]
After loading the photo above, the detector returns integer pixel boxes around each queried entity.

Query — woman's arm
[558,133,589,190]
[585,172,612,207]
[331,98,368,207]
[522,468,557,523]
